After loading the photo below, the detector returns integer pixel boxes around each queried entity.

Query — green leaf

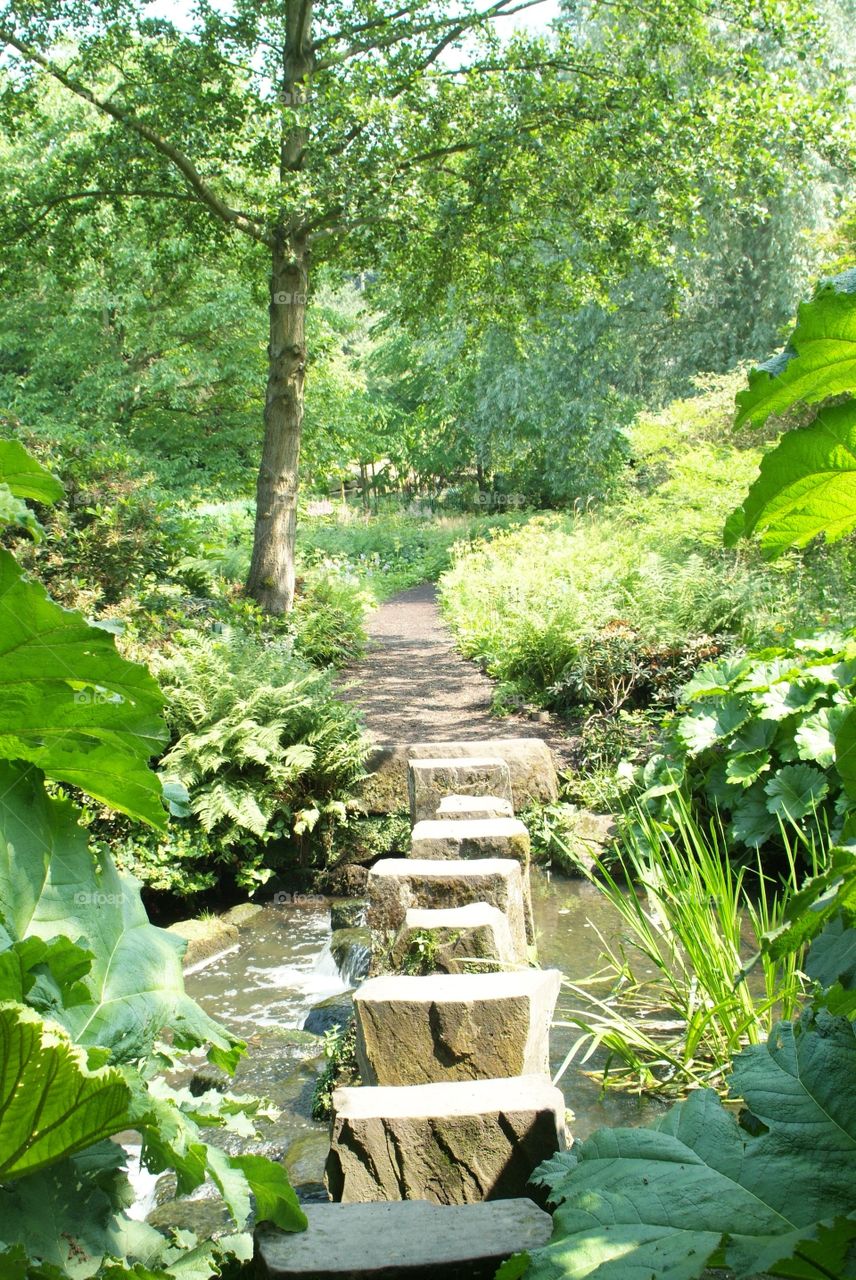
[835,706,856,799]
[228,1154,308,1231]
[730,782,778,848]
[677,696,749,754]
[725,749,771,787]
[681,657,753,702]
[735,270,856,429]
[0,1141,167,1278]
[0,763,240,1063]
[764,763,829,821]
[805,916,856,993]
[0,1002,130,1180]
[0,440,63,505]
[795,704,853,768]
[729,399,856,556]
[0,549,168,827]
[758,678,825,721]
[524,1015,856,1280]
[764,847,856,963]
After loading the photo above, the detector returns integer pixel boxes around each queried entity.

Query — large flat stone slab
[409,739,558,808]
[325,1074,567,1204]
[409,757,513,824]
[392,902,519,973]
[354,969,562,1085]
[411,817,530,863]
[255,1198,553,1279]
[366,858,528,961]
[436,794,515,820]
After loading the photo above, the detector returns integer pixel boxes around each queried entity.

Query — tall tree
[0,0,836,609]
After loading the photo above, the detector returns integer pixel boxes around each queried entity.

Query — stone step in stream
[257,741,565,1273]
[255,1198,553,1280]
[354,969,562,1085]
[325,1074,568,1203]
[409,756,514,823]
[366,856,530,957]
[436,793,515,820]
[391,902,518,972]
[411,816,531,862]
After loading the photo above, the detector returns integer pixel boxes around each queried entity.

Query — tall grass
[554,800,813,1096]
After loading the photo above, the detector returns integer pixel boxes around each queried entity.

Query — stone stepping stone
[408,757,513,823]
[436,794,515,820]
[411,817,530,863]
[409,738,558,808]
[255,1197,552,1280]
[391,902,518,972]
[366,858,528,961]
[354,969,561,1085]
[325,1074,568,1204]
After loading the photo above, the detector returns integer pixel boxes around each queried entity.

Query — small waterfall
[311,938,341,979]
[328,927,372,986]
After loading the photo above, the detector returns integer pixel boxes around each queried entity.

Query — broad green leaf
[0,549,168,828]
[727,401,856,557]
[0,934,93,1016]
[0,440,63,505]
[836,706,856,799]
[735,270,856,429]
[725,749,771,787]
[677,696,749,754]
[758,678,825,721]
[730,783,778,848]
[524,1016,856,1280]
[764,847,856,962]
[0,1002,130,1180]
[681,657,753,702]
[731,717,778,754]
[764,763,829,821]
[0,763,241,1063]
[229,1154,308,1231]
[795,704,852,768]
[805,916,856,993]
[0,1141,167,1279]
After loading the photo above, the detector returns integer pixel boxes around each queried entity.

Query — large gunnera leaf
[725,400,856,557]
[0,763,240,1064]
[0,1140,167,1279]
[0,1002,130,1180]
[0,549,167,828]
[520,1014,856,1280]
[736,270,856,429]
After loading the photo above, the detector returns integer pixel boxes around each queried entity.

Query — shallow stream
[144,867,663,1225]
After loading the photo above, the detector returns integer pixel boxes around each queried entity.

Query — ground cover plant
[440,375,856,724]
[0,443,306,1278]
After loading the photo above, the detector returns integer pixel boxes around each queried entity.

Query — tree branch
[0,28,273,247]
[3,187,204,240]
[313,0,551,71]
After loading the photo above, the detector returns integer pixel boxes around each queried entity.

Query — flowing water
[150,867,662,1222]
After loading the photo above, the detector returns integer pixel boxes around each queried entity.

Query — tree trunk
[246,0,314,613]
[246,235,308,613]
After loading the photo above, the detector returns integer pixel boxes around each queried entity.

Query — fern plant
[150,631,368,889]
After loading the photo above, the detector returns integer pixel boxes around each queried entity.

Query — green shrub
[113,630,369,895]
[439,381,856,716]
[640,630,856,856]
[292,565,374,666]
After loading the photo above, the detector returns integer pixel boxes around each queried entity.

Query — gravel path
[338,583,568,756]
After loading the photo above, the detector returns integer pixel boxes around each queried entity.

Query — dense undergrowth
[441,375,856,718]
